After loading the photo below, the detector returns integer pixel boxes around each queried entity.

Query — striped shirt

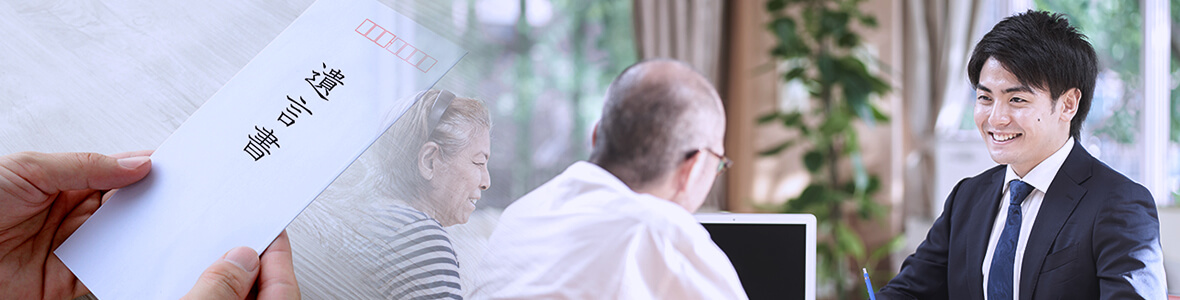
[368,205,463,300]
[288,201,463,299]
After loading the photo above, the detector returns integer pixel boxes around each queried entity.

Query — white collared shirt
[470,161,748,299]
[981,137,1074,299]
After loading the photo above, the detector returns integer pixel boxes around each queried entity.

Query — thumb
[1,151,152,196]
[184,247,261,300]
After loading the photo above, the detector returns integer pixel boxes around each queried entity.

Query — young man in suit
[878,11,1168,299]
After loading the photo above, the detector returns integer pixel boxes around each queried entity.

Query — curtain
[632,0,725,87]
[901,0,984,221]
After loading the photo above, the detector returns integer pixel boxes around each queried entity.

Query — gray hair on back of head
[589,58,722,190]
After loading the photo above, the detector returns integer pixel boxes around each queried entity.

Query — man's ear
[1059,88,1081,122]
[591,122,599,148]
[673,151,700,192]
[418,141,441,180]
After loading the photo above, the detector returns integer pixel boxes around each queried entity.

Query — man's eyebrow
[1004,85,1033,94]
[977,84,1034,94]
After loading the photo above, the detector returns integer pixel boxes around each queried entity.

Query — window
[1034,0,1176,206]
[393,0,638,208]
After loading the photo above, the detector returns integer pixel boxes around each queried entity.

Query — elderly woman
[372,89,491,227]
[289,89,491,299]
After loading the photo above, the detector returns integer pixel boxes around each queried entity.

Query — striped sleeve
[367,205,464,300]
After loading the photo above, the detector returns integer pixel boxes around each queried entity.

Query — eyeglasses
[685,148,733,175]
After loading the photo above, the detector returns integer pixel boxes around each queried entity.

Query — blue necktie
[988,180,1034,300]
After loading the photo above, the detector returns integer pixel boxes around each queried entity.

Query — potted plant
[761,0,899,298]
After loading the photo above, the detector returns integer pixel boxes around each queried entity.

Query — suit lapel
[964,169,1005,300]
[1018,141,1092,299]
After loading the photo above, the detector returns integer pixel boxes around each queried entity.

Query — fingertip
[11,152,153,192]
[116,156,150,169]
[110,150,154,159]
[83,152,150,190]
[258,230,300,299]
[271,230,291,249]
[223,246,260,273]
[184,246,261,300]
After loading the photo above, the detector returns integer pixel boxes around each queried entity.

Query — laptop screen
[697,213,816,300]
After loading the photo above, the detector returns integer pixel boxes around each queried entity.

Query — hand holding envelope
[0,151,298,300]
[183,231,300,300]
[42,0,465,297]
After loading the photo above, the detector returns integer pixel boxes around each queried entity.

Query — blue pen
[863,268,877,300]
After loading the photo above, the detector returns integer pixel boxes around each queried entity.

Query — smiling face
[974,58,1077,176]
[423,128,491,227]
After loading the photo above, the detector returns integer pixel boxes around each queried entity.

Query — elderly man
[472,59,746,299]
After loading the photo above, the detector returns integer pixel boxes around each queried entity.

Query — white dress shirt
[470,161,748,299]
[981,137,1074,300]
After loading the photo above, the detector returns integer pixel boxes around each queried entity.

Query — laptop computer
[696,213,817,300]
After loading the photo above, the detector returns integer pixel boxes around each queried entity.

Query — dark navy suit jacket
[879,141,1166,299]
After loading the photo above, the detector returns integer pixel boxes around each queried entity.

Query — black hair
[968,10,1098,140]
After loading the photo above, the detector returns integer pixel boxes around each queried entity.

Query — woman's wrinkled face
[425,128,491,227]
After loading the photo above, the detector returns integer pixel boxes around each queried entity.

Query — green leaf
[819,110,849,135]
[835,223,867,259]
[769,17,810,58]
[784,67,807,82]
[757,112,781,124]
[857,198,881,219]
[780,111,804,128]
[865,175,881,194]
[868,73,891,94]
[871,104,890,122]
[770,45,787,57]
[798,123,812,136]
[843,123,861,153]
[837,56,870,82]
[845,89,873,127]
[766,0,787,11]
[816,242,834,258]
[837,32,859,48]
[837,55,869,74]
[850,176,884,218]
[815,242,837,279]
[817,54,837,85]
[804,79,823,97]
[770,17,797,38]
[868,234,905,263]
[802,8,821,39]
[787,184,830,212]
[851,150,869,196]
[819,10,851,39]
[835,61,875,126]
[759,140,795,156]
[860,15,879,28]
[803,150,825,173]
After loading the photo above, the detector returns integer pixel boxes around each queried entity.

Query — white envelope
[54,0,467,298]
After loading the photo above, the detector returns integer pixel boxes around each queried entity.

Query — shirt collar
[566,161,637,195]
[1004,137,1074,195]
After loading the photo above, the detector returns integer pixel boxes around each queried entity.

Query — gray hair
[368,89,491,201]
[589,59,722,189]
